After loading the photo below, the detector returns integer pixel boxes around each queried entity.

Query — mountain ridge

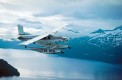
[0,25,122,64]
[59,25,122,64]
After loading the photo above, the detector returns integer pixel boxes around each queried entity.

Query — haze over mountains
[0,24,122,64]
[61,25,122,64]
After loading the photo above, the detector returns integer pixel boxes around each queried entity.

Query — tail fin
[17,25,25,35]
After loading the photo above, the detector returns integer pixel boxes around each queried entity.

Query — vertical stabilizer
[17,25,25,35]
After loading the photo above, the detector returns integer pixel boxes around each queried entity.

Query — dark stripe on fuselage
[18,37,32,41]
[18,36,66,41]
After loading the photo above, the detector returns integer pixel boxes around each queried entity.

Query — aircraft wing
[19,26,65,46]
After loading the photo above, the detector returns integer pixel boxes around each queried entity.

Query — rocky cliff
[0,59,20,77]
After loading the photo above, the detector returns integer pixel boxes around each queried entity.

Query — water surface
[0,49,122,80]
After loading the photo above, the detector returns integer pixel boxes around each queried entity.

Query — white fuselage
[18,35,68,42]
[18,35,69,49]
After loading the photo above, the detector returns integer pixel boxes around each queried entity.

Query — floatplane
[17,25,71,54]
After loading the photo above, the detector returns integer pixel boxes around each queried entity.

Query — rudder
[17,25,25,35]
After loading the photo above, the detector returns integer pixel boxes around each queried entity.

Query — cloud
[30,0,122,20]
[0,0,122,37]
[0,0,122,20]
[16,18,42,28]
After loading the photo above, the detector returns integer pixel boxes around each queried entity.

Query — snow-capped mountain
[0,25,122,64]
[114,25,122,30]
[89,25,122,47]
[91,29,105,34]
[60,25,122,64]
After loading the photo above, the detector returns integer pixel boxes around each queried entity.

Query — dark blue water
[0,49,122,80]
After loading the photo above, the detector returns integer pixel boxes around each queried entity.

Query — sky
[0,0,122,39]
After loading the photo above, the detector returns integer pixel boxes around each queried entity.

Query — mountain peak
[113,25,122,30]
[91,29,105,34]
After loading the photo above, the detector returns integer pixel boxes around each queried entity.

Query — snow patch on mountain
[88,26,122,47]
